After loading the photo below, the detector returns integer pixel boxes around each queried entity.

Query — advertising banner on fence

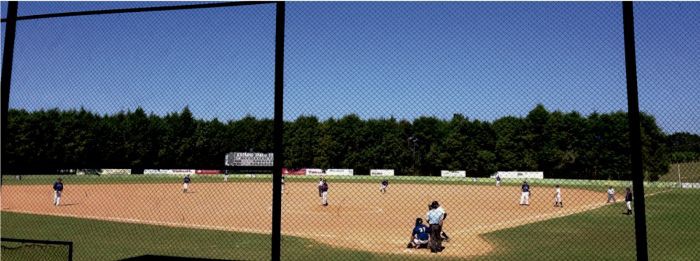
[325,169,354,176]
[492,171,544,179]
[370,169,395,176]
[100,169,131,175]
[144,169,195,175]
[144,169,170,174]
[681,182,700,189]
[305,169,325,175]
[225,152,274,167]
[441,170,466,178]
[195,170,222,175]
[282,168,307,175]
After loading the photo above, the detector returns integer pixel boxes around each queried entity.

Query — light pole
[408,136,419,175]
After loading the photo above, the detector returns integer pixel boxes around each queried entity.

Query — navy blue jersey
[184,176,191,184]
[53,181,64,191]
[625,191,633,201]
[382,180,388,186]
[412,224,430,241]
[496,176,501,181]
[320,183,329,192]
[522,184,530,192]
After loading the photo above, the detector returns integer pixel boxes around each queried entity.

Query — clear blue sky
[2,2,698,134]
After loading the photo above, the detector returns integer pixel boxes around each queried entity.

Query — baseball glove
[406,242,414,249]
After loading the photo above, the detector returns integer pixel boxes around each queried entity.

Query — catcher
[407,217,431,249]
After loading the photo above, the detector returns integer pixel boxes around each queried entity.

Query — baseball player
[53,177,64,206]
[183,174,191,193]
[554,185,563,207]
[520,181,530,206]
[281,176,285,194]
[380,179,389,193]
[426,201,445,253]
[607,186,616,203]
[318,178,324,197]
[319,179,329,206]
[407,217,430,249]
[224,170,229,182]
[496,175,501,187]
[624,187,633,215]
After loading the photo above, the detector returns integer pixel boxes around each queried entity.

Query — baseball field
[1,175,699,260]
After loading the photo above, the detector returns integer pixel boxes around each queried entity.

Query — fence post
[1,2,19,180]
[622,2,649,260]
[272,2,286,261]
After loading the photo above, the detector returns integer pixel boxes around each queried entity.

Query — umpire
[426,201,445,253]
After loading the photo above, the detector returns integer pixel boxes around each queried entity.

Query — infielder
[554,185,563,207]
[496,175,501,186]
[625,187,633,215]
[183,174,191,193]
[319,179,329,206]
[380,179,389,193]
[53,178,64,206]
[607,186,616,203]
[407,217,430,249]
[224,170,229,182]
[318,178,324,196]
[520,181,530,206]
[281,176,285,194]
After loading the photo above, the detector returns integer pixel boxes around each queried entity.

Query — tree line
[4,105,698,180]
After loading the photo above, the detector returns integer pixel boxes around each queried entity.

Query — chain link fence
[2,2,698,260]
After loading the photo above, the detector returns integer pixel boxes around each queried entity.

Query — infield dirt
[1,180,609,257]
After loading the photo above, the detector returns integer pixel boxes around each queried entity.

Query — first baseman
[607,186,616,203]
[183,174,191,193]
[520,181,531,206]
[53,177,64,206]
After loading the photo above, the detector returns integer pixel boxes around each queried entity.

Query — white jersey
[556,188,561,195]
[608,188,615,195]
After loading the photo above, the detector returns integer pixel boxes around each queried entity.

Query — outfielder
[183,174,191,193]
[53,178,64,206]
[407,217,430,249]
[554,185,563,207]
[520,181,530,206]
[319,179,329,206]
[380,179,389,193]
[607,186,616,203]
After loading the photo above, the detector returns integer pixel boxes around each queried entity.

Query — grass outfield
[3,189,698,260]
[477,188,700,260]
[0,212,393,261]
[0,174,677,191]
